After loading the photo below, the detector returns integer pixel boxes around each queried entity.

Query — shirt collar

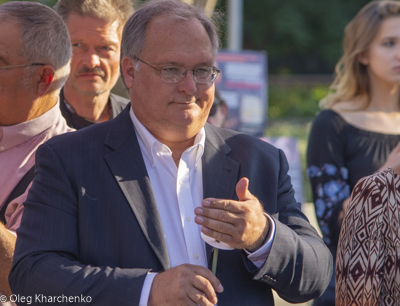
[0,100,62,151]
[129,107,205,168]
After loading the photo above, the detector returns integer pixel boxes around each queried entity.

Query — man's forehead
[66,13,122,30]
[0,18,20,31]
[66,13,122,41]
[0,20,21,50]
[144,16,212,51]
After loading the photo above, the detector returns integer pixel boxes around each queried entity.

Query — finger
[195,212,235,234]
[190,265,224,294]
[186,291,214,306]
[201,199,243,214]
[189,275,218,305]
[194,206,237,223]
[236,177,256,202]
[200,225,234,245]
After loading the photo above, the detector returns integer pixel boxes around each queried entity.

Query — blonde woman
[307,1,400,305]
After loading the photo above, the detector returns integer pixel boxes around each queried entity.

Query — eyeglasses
[0,63,45,70]
[134,57,220,84]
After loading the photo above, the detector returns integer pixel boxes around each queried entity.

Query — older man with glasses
[0,1,72,302]
[10,1,332,305]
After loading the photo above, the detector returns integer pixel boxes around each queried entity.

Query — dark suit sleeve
[253,149,333,303]
[9,143,148,306]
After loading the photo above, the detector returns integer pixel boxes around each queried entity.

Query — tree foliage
[2,0,379,74]
[217,0,373,74]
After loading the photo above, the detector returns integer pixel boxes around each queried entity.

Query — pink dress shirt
[0,101,73,234]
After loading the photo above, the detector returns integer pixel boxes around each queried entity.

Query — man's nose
[177,70,197,95]
[82,49,101,67]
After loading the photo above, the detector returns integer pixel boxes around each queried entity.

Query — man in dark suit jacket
[10,1,332,305]
[54,0,132,129]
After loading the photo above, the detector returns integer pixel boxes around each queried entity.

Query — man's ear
[121,57,136,89]
[36,65,55,96]
[358,51,369,66]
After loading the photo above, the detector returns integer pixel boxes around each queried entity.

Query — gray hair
[120,0,221,89]
[54,0,134,32]
[0,2,71,94]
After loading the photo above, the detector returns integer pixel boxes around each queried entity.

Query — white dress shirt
[129,108,275,306]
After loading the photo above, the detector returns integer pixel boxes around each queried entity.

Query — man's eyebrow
[101,39,119,45]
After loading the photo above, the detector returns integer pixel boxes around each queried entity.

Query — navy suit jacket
[10,105,332,305]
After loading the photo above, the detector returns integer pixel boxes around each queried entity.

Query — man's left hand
[194,177,269,250]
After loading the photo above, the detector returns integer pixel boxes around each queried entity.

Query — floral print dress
[307,110,400,250]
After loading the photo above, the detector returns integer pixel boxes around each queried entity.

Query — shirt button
[194,253,199,259]
[179,179,183,185]
[186,216,190,221]
[0,145,4,151]
[252,257,259,261]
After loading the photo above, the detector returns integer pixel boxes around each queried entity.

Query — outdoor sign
[215,50,267,137]
[260,136,305,204]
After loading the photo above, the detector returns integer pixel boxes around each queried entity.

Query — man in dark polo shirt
[55,0,133,129]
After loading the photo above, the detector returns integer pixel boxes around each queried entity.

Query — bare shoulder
[330,100,400,134]
[330,98,366,113]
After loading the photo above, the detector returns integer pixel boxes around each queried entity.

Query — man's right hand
[148,264,224,306]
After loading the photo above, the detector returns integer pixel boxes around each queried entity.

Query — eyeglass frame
[133,56,220,84]
[0,63,45,70]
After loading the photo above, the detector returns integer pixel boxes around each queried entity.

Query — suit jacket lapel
[202,124,240,260]
[104,107,170,271]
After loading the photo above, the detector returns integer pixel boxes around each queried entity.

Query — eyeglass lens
[160,66,218,84]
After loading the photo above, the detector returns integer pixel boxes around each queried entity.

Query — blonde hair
[320,0,400,109]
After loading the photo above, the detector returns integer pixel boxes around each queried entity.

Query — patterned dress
[336,168,400,306]
[307,110,400,305]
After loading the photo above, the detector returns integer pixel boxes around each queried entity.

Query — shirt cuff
[7,229,16,238]
[244,212,276,269]
[139,272,158,306]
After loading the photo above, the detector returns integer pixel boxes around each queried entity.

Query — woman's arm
[307,111,350,248]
